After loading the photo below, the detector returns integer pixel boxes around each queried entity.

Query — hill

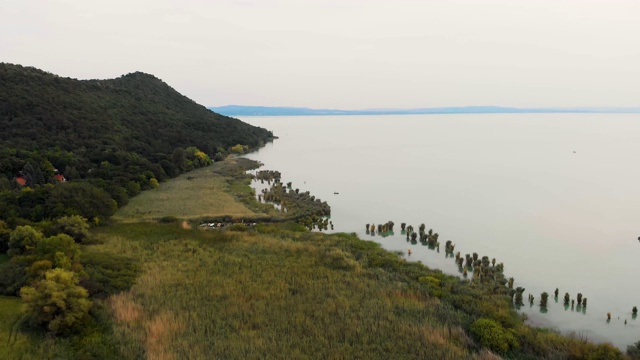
[0,63,274,224]
[0,64,273,164]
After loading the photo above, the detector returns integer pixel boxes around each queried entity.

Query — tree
[46,182,117,221]
[0,220,10,253]
[8,225,44,257]
[20,268,92,335]
[230,144,245,154]
[171,148,189,172]
[35,234,81,269]
[49,215,90,243]
[186,147,212,168]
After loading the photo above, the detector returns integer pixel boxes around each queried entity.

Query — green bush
[47,215,90,243]
[20,268,92,335]
[469,317,518,354]
[0,259,28,295]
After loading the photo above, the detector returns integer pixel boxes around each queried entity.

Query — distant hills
[211,105,640,117]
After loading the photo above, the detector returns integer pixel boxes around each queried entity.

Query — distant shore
[210,105,640,117]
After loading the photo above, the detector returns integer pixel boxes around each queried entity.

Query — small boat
[334,192,339,195]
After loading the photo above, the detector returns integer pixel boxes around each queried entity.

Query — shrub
[48,215,90,243]
[20,268,92,335]
[8,225,44,256]
[628,341,640,359]
[0,259,28,295]
[470,317,518,354]
[0,220,10,253]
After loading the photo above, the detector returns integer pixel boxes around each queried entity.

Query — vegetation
[20,268,92,335]
[112,158,264,222]
[0,157,632,358]
[0,63,274,226]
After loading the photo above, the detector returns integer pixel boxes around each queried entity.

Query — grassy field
[112,160,263,222]
[0,253,8,265]
[0,296,37,360]
[90,223,477,359]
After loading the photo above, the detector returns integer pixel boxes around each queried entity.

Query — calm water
[241,114,640,349]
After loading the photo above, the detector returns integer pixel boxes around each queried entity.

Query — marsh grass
[85,221,628,359]
[112,165,260,222]
[88,223,477,359]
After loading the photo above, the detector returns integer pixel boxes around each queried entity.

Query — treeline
[0,63,275,225]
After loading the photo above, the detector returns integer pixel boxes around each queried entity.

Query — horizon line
[210,104,640,116]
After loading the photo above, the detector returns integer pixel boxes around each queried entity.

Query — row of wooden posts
[366,220,639,321]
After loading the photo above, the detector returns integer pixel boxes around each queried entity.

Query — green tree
[8,225,44,257]
[0,220,10,253]
[230,144,245,154]
[46,182,117,221]
[36,234,81,269]
[49,215,90,243]
[20,268,92,335]
[186,147,212,168]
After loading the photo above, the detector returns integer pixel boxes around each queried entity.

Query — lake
[240,113,640,349]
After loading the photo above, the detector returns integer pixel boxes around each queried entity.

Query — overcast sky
[2,0,639,109]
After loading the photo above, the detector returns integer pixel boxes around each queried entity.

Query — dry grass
[146,312,184,360]
[110,293,142,324]
[112,165,260,222]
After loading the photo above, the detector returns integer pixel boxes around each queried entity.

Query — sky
[1,0,639,109]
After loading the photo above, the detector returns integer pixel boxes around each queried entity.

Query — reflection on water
[242,113,640,349]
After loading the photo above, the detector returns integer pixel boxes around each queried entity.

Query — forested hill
[0,63,273,160]
[0,63,274,225]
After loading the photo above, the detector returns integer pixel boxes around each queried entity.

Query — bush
[20,268,92,335]
[48,215,90,243]
[628,341,640,360]
[0,220,10,253]
[470,317,518,354]
[8,225,44,256]
[0,259,28,295]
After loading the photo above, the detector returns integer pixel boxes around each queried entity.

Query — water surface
[242,114,640,348]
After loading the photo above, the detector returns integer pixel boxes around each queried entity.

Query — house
[14,172,66,186]
[15,176,27,186]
